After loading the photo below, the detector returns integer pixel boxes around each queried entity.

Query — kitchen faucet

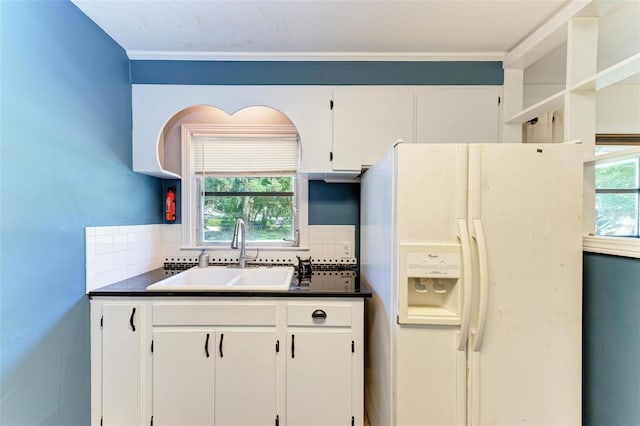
[230,218,258,267]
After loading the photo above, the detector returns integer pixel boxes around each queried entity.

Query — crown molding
[126,50,506,62]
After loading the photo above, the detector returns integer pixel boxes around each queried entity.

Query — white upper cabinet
[416,86,502,144]
[331,87,415,171]
[132,85,333,178]
[132,85,505,179]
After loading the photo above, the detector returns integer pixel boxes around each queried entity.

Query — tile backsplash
[85,225,165,292]
[86,224,356,293]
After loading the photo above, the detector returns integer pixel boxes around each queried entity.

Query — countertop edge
[87,267,372,298]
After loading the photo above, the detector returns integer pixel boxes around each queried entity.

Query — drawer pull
[311,309,327,320]
[129,307,136,332]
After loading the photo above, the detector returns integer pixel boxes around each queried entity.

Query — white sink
[146,266,294,291]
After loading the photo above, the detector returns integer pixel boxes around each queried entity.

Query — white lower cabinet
[286,330,353,426]
[152,330,215,426]
[214,330,278,426]
[97,303,145,426]
[90,298,364,426]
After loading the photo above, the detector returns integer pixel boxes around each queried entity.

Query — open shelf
[506,52,640,126]
[505,90,566,124]
[571,52,640,92]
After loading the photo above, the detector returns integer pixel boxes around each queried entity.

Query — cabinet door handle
[205,333,210,358]
[291,334,295,359]
[311,309,327,320]
[129,307,136,332]
[219,333,224,358]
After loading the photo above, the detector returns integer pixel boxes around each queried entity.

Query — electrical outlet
[340,241,353,258]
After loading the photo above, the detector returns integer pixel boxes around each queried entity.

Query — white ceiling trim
[503,0,592,69]
[126,50,506,62]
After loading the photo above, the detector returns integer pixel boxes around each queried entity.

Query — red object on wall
[165,188,176,222]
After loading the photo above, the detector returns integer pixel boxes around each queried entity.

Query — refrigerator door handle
[471,219,489,352]
[456,219,473,351]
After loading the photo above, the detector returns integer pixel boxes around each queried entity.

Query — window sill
[180,246,310,252]
[583,236,640,258]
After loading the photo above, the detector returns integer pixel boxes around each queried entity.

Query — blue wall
[309,181,361,258]
[583,253,640,425]
[0,1,161,425]
[130,60,504,85]
[309,181,359,226]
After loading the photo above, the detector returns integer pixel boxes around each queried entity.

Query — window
[181,123,306,248]
[594,136,640,237]
[200,176,296,244]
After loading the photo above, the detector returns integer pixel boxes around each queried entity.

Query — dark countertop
[88,267,371,298]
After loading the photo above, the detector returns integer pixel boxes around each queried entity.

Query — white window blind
[193,135,299,174]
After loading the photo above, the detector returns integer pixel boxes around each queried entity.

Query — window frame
[594,147,640,238]
[180,123,308,251]
[584,135,640,258]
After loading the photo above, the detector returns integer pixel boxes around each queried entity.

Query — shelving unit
[505,52,640,125]
[501,0,640,238]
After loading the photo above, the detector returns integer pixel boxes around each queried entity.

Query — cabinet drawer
[153,303,277,326]
[287,303,352,327]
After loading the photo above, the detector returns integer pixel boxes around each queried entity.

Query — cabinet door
[286,330,352,426]
[332,87,415,171]
[102,303,144,426]
[214,330,278,426]
[152,330,214,426]
[416,86,501,143]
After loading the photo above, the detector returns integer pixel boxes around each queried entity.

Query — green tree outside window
[201,176,295,242]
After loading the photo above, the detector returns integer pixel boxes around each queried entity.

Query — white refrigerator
[361,143,582,426]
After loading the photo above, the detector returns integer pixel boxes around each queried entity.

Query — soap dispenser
[198,250,209,268]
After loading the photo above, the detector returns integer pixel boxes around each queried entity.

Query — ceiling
[71,0,570,61]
